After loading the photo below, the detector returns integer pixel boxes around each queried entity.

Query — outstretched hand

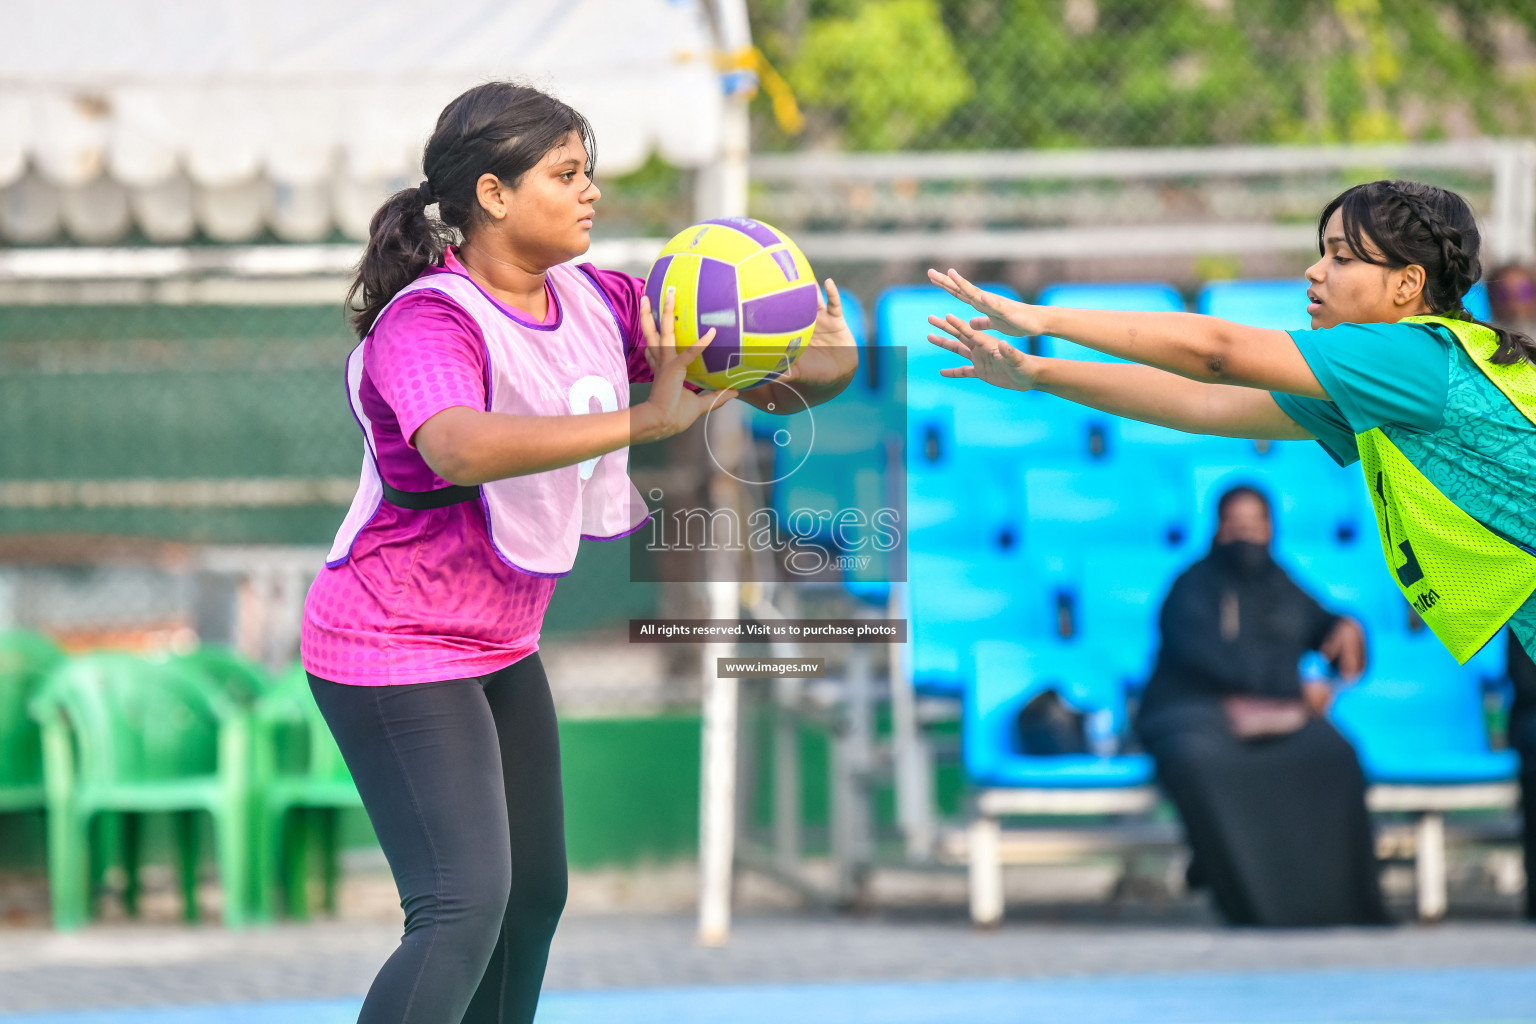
[636,288,738,442]
[926,268,1047,338]
[926,310,1040,393]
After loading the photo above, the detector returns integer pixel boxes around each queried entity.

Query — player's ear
[476,173,510,221]
[1395,263,1426,307]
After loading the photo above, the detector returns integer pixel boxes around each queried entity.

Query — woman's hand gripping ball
[635,286,739,442]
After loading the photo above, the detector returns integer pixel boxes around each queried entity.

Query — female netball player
[302,82,856,1024]
[925,179,1536,661]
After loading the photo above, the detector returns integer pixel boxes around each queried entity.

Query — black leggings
[309,655,566,1024]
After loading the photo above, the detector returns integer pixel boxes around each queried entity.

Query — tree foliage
[785,0,975,149]
[750,0,1536,150]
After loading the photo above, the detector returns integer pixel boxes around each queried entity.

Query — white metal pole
[1513,140,1536,265]
[697,574,740,946]
[711,0,753,215]
[1490,139,1536,266]
[889,583,934,860]
[697,406,746,945]
[1491,142,1520,266]
[1415,811,1448,922]
[695,0,753,949]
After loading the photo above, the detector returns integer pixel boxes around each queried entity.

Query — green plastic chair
[252,664,362,921]
[173,646,271,707]
[30,652,252,930]
[0,630,66,814]
[164,645,275,915]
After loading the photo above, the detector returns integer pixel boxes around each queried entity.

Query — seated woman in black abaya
[1136,485,1388,927]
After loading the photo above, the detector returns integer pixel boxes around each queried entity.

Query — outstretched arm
[927,316,1313,440]
[928,268,1330,399]
[1039,359,1313,440]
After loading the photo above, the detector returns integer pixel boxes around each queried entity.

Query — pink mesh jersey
[301,253,652,686]
[326,263,648,575]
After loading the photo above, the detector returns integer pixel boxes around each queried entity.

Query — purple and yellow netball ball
[644,217,817,392]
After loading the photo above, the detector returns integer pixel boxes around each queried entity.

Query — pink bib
[326,263,650,577]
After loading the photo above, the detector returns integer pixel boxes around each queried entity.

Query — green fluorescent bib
[1357,315,1536,663]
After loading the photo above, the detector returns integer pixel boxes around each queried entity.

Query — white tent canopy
[0,0,725,243]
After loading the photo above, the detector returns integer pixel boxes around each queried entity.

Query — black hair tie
[417,180,436,205]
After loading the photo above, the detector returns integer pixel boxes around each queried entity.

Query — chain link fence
[0,303,357,543]
[0,295,667,699]
[751,1,1536,153]
[0,300,348,667]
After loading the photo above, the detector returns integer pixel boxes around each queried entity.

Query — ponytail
[1442,306,1536,367]
[1319,180,1536,365]
[346,184,452,338]
[345,82,597,340]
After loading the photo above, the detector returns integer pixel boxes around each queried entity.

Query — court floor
[6,966,1535,1024]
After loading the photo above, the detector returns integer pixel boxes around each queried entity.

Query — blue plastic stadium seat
[1331,641,1519,785]
[1197,279,1312,331]
[1073,547,1191,685]
[1189,441,1369,546]
[1463,625,1510,683]
[1023,459,1194,553]
[843,579,892,608]
[777,455,890,534]
[771,390,898,514]
[1005,395,1110,459]
[1036,283,1185,363]
[965,640,1154,788]
[906,542,1040,696]
[1464,280,1491,322]
[908,437,1026,549]
[1278,542,1406,635]
[909,392,1106,464]
[1110,419,1268,463]
[904,544,1078,697]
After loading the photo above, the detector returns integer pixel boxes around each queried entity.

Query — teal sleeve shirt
[1270,321,1454,466]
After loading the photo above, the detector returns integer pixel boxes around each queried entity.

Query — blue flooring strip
[6,967,1535,1024]
[0,1004,360,1024]
[537,968,1535,1024]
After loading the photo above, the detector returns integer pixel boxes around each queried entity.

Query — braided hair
[346,82,597,338]
[1318,180,1536,365]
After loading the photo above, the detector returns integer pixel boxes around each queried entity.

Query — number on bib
[568,376,620,480]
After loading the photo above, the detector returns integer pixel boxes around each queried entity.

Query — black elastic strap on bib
[381,480,481,510]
